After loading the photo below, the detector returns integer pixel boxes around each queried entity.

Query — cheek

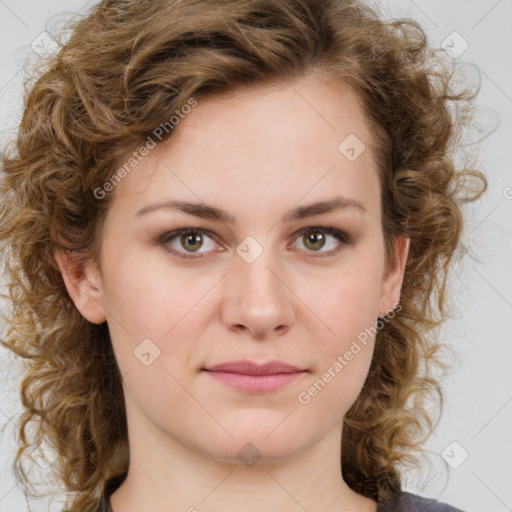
[295,275,379,422]
[294,254,383,408]
[99,246,229,393]
[99,252,210,411]
[101,244,213,335]
[304,256,383,346]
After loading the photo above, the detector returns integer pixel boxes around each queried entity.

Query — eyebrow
[134,196,367,224]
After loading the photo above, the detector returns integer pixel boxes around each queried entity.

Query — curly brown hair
[0,0,487,510]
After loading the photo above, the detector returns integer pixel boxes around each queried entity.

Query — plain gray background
[0,1,511,511]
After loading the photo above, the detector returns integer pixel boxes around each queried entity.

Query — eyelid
[292,225,351,246]
[159,228,223,259]
[159,225,352,259]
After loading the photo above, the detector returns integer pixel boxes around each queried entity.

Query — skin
[56,75,409,512]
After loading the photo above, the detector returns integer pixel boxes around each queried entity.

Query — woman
[0,0,486,511]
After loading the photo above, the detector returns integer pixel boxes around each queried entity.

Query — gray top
[94,476,465,512]
[375,491,465,511]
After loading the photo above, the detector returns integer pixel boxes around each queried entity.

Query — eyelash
[158,225,352,260]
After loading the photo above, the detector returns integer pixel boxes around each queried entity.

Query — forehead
[110,77,380,219]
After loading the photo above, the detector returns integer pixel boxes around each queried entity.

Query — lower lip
[204,370,305,393]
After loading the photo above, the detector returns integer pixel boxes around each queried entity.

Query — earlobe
[54,250,107,324]
[378,237,410,317]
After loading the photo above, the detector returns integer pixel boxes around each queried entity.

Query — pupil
[306,232,325,250]
[180,232,326,253]
[183,233,202,252]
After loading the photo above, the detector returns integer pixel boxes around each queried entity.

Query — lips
[202,360,307,393]
[203,360,305,375]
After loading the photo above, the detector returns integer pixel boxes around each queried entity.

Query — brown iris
[303,231,326,251]
[181,232,203,252]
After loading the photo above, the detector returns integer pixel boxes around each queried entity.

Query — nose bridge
[222,239,294,337]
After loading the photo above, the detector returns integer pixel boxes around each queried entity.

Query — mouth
[202,359,308,393]
[202,369,307,393]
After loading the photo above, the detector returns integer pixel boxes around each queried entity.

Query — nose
[220,249,295,339]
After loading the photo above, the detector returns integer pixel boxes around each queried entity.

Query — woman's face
[60,77,408,465]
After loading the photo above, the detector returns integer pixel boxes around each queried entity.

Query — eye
[159,228,222,259]
[159,225,351,260]
[289,226,351,256]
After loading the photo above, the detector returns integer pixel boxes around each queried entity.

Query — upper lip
[203,360,306,375]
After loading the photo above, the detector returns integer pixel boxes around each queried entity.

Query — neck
[109,403,377,512]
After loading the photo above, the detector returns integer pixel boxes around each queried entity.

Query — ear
[378,236,410,317]
[54,250,107,324]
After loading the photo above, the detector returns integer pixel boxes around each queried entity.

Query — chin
[199,425,311,466]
